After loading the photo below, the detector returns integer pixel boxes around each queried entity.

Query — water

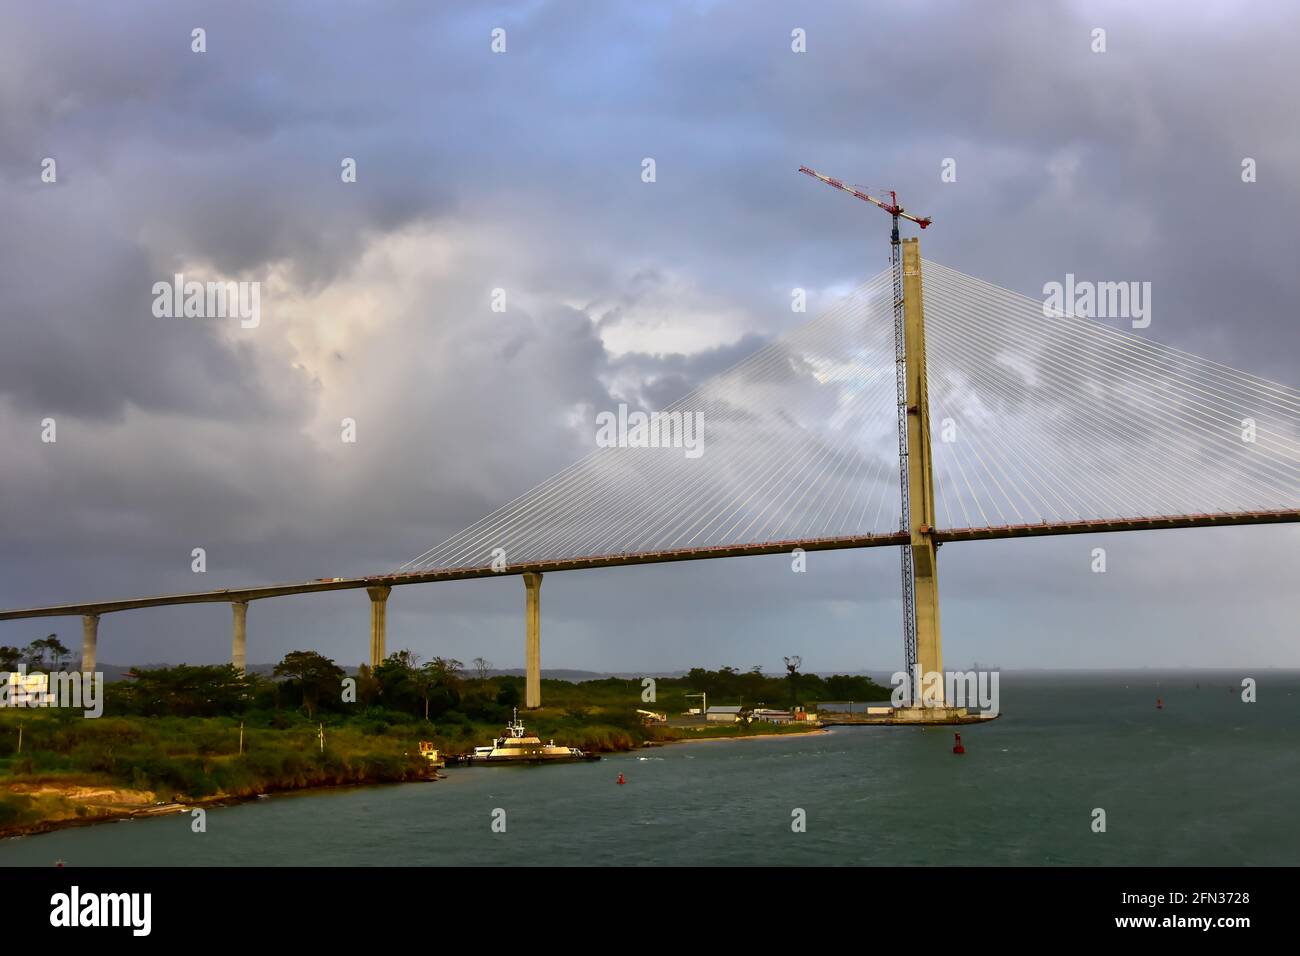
[3,672,1297,866]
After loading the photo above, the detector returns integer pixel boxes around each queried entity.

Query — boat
[466,709,600,765]
[417,741,445,768]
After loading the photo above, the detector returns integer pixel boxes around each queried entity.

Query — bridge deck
[0,510,1295,621]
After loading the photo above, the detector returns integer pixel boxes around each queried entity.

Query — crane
[798,165,933,693]
[797,166,932,229]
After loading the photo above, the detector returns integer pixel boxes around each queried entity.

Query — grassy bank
[0,658,887,837]
[0,705,823,837]
[0,710,434,836]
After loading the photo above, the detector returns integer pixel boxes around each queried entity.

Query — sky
[0,0,1296,674]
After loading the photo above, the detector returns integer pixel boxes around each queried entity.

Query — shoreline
[1,727,829,843]
[0,772,440,843]
[652,726,830,746]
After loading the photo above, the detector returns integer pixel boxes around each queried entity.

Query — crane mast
[889,214,919,689]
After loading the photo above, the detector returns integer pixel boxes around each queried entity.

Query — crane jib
[798,164,929,225]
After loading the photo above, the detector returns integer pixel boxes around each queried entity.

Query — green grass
[0,709,434,834]
[0,668,857,835]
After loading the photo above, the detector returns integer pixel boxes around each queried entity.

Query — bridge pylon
[523,572,542,708]
[897,237,964,721]
[231,600,248,675]
[81,613,99,675]
[367,585,391,668]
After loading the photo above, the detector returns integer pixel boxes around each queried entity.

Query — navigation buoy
[952,733,965,755]
[617,773,625,785]
[1156,697,1164,710]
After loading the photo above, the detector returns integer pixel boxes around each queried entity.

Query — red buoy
[952,733,965,755]
[1156,697,1163,710]
[617,773,625,785]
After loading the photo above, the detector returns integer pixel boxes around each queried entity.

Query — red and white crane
[798,164,933,689]
[797,165,932,229]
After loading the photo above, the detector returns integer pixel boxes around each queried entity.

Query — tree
[273,651,345,719]
[371,652,463,719]
[472,657,491,682]
[496,681,521,708]
[784,656,803,706]
[0,646,21,672]
[354,663,381,707]
[428,657,464,684]
[412,663,440,722]
[418,657,464,720]
[26,635,71,670]
[119,664,252,717]
[826,674,888,701]
[373,650,421,715]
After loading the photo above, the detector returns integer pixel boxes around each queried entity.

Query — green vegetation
[680,664,886,708]
[0,639,889,835]
[1,635,72,671]
[0,712,429,832]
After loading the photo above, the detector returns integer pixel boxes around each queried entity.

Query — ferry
[467,709,599,765]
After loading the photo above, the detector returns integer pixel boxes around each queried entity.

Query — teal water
[2,672,1297,866]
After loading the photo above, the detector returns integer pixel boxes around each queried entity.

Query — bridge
[3,239,1297,714]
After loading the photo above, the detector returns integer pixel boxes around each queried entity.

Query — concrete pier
[367,585,391,668]
[231,600,248,675]
[523,572,542,708]
[81,613,99,674]
[820,708,992,726]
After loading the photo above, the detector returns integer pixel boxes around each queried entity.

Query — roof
[706,705,742,713]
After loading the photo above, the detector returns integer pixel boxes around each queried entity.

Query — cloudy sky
[1,0,1296,674]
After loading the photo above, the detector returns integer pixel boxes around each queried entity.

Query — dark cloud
[0,0,1295,670]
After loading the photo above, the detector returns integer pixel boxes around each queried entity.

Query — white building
[705,705,742,723]
[2,671,52,707]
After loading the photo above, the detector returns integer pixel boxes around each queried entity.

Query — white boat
[468,709,597,764]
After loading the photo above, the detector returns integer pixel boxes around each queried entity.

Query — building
[750,708,792,724]
[705,705,742,723]
[2,671,52,707]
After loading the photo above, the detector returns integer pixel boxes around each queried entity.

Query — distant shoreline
[654,726,830,746]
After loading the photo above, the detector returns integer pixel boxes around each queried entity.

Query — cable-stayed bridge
[399,259,1297,566]
[3,250,1297,714]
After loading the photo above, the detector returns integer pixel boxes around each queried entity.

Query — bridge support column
[81,613,99,674]
[231,600,248,675]
[523,572,542,708]
[902,238,948,708]
[367,586,391,668]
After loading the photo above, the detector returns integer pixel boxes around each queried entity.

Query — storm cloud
[0,0,1296,672]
